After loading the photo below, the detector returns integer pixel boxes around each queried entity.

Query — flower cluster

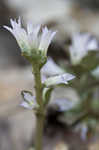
[4,18,56,58]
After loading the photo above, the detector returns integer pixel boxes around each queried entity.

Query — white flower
[43,73,75,87]
[20,91,37,110]
[52,98,76,111]
[4,17,56,55]
[69,33,98,65]
[41,57,65,76]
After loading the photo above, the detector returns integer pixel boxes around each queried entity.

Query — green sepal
[22,50,47,69]
[43,88,53,106]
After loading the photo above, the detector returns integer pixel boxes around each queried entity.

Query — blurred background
[1,0,99,150]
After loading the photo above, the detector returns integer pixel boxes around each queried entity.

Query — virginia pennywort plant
[4,18,75,150]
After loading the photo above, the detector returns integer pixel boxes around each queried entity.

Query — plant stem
[33,64,44,150]
[33,64,43,107]
[35,114,45,150]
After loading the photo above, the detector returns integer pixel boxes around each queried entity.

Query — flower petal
[27,23,40,35]
[3,25,13,33]
[21,90,34,102]
[39,26,56,53]
[43,73,75,87]
[20,101,30,109]
[69,33,99,65]
[27,24,41,49]
[41,57,65,76]
[20,101,34,110]
[4,18,30,51]
[4,18,56,57]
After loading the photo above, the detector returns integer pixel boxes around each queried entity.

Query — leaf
[80,51,99,71]
[43,73,75,88]
[71,51,99,75]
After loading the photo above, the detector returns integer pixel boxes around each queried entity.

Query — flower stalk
[4,18,75,150]
[33,64,45,150]
[35,112,45,150]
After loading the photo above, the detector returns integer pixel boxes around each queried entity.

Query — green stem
[33,64,43,107]
[35,114,45,150]
[33,64,44,150]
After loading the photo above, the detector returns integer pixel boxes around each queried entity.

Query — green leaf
[80,51,99,71]
[71,51,99,75]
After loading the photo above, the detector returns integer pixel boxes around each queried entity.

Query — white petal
[41,57,65,76]
[22,91,34,102]
[21,91,37,109]
[87,38,98,50]
[20,101,30,109]
[10,19,16,29]
[4,18,56,55]
[69,33,96,64]
[27,24,41,49]
[20,101,33,110]
[28,32,39,49]
[39,26,56,53]
[4,18,30,50]
[63,73,75,82]
[18,17,21,27]
[33,24,41,36]
[27,22,34,34]
[27,23,40,35]
[44,31,56,50]
[43,73,75,87]
[3,25,13,33]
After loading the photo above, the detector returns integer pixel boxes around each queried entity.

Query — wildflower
[52,98,76,111]
[41,57,65,76]
[43,73,75,87]
[20,91,37,110]
[4,18,56,58]
[69,33,98,65]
